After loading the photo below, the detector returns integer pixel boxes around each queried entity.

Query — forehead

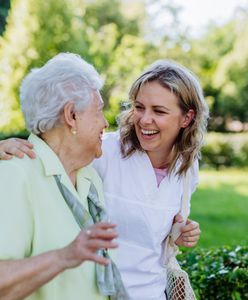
[136,81,177,100]
[134,81,182,111]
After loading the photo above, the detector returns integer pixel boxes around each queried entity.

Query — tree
[0,0,147,133]
[188,20,237,131]
[0,0,10,35]
[213,13,248,128]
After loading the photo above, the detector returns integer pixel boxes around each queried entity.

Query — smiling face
[75,90,108,160]
[133,80,188,166]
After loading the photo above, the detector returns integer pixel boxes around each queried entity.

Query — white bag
[164,173,197,300]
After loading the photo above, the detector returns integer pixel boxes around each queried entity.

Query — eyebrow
[134,100,171,111]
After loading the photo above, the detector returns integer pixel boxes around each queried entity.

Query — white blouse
[93,132,199,300]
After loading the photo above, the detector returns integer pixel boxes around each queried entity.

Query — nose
[140,111,153,125]
[104,117,109,129]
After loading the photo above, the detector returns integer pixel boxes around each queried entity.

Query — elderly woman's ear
[63,101,77,133]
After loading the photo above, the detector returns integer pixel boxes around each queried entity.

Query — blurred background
[0,0,248,248]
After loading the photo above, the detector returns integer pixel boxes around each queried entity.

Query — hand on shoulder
[0,138,35,160]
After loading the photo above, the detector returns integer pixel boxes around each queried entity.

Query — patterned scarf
[54,175,129,300]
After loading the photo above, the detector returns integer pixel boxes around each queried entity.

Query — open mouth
[141,128,159,137]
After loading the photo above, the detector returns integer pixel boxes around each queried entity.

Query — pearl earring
[71,128,77,135]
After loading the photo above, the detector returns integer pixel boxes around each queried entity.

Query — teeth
[141,129,158,135]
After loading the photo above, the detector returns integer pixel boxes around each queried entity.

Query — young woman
[92,60,208,300]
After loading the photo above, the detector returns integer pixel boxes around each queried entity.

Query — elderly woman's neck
[40,130,86,187]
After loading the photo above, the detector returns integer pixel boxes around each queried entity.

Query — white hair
[20,53,104,134]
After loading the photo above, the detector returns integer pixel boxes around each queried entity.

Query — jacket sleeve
[0,160,33,259]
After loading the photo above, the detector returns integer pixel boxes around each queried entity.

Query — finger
[180,221,199,233]
[86,228,118,240]
[182,235,200,243]
[175,237,183,246]
[86,252,110,265]
[0,151,13,160]
[6,145,36,159]
[92,222,117,230]
[13,138,34,148]
[6,146,25,158]
[182,227,201,237]
[173,214,184,224]
[182,241,198,248]
[17,145,36,158]
[185,218,193,225]
[87,239,118,251]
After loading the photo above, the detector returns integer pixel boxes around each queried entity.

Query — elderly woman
[0,53,126,300]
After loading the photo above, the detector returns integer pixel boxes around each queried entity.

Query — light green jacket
[0,134,108,300]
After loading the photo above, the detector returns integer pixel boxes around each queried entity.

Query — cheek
[133,111,141,124]
[153,117,167,128]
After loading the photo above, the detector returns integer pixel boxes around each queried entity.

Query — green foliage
[201,132,248,169]
[0,0,34,133]
[178,246,248,300]
[0,128,29,140]
[1,1,248,134]
[182,21,238,131]
[213,15,248,124]
[0,0,10,35]
[192,11,248,129]
[0,0,148,134]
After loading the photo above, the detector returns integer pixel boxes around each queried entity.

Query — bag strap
[170,171,191,242]
[180,171,191,221]
[163,171,191,265]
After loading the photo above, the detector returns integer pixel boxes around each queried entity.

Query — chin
[139,141,155,152]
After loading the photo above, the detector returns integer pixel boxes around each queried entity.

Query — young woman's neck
[147,149,173,169]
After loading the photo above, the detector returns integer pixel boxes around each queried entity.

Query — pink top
[154,168,168,186]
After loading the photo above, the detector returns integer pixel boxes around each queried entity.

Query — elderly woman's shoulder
[0,155,37,167]
[0,155,37,181]
[83,164,104,188]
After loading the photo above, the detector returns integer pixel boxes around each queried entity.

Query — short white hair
[20,53,104,134]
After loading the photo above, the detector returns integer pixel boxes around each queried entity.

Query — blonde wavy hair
[119,60,209,176]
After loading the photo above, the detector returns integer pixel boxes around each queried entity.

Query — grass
[190,169,248,248]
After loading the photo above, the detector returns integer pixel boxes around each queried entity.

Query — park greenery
[1,0,248,135]
[191,169,248,248]
[180,245,248,299]
[180,169,248,299]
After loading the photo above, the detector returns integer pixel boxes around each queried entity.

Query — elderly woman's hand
[0,138,35,160]
[0,222,118,300]
[174,215,201,248]
[60,222,118,268]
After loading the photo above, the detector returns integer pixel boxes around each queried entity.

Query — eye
[134,104,144,110]
[155,110,167,114]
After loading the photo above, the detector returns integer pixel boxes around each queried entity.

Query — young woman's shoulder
[93,131,121,178]
[102,131,121,155]
[102,131,120,144]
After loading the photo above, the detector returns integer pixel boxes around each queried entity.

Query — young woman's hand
[0,138,35,160]
[174,215,201,248]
